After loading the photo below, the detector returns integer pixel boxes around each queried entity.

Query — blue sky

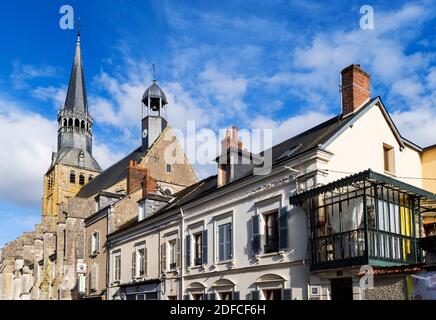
[0,0,435,247]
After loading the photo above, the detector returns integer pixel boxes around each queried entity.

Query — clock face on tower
[142,129,148,139]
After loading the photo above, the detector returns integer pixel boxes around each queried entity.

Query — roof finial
[76,18,81,42]
[152,64,156,82]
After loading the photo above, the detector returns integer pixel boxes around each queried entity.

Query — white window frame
[168,239,177,270]
[91,232,99,255]
[256,197,281,255]
[113,251,121,283]
[133,242,147,279]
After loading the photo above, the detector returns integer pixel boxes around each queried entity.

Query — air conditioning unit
[308,285,321,300]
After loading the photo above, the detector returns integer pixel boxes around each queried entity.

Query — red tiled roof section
[358,265,423,277]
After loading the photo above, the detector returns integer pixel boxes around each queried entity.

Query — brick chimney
[142,173,158,198]
[127,160,147,194]
[341,64,371,116]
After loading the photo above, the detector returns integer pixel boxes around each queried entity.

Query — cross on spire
[77,17,81,37]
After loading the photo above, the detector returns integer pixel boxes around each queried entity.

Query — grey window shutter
[161,243,167,272]
[279,207,289,251]
[282,288,292,300]
[186,235,191,267]
[131,251,136,278]
[202,230,208,265]
[184,294,190,300]
[177,238,181,268]
[226,224,232,260]
[88,235,92,256]
[96,232,100,253]
[252,215,261,256]
[251,290,260,300]
[144,247,148,275]
[232,291,240,300]
[209,292,216,300]
[203,293,209,300]
[218,225,225,261]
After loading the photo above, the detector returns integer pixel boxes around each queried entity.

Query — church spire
[64,25,88,114]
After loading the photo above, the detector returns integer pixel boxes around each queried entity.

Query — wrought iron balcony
[289,169,434,272]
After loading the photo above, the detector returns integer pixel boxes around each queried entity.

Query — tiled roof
[357,265,423,277]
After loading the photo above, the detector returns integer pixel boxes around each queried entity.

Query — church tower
[141,79,168,152]
[42,32,102,217]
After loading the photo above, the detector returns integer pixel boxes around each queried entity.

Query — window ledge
[257,251,286,260]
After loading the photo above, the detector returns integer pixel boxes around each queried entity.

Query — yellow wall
[422,146,436,194]
[42,164,100,217]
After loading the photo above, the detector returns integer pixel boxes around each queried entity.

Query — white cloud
[0,104,56,207]
[0,96,130,207]
[10,60,60,90]
[31,86,67,109]
[251,111,333,146]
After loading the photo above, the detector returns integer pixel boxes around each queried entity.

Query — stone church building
[0,32,197,300]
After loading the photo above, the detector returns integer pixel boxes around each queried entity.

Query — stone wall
[364,276,407,300]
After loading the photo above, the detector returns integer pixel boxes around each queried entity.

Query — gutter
[180,207,185,300]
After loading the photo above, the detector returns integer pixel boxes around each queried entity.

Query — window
[263,289,282,300]
[168,296,177,301]
[113,253,121,282]
[79,174,85,185]
[90,263,98,292]
[132,245,147,278]
[219,292,232,300]
[166,164,172,173]
[138,248,146,277]
[89,175,94,182]
[383,144,395,174]
[193,233,203,266]
[90,232,99,256]
[264,211,279,253]
[70,171,76,184]
[169,240,177,270]
[192,293,204,301]
[218,223,232,261]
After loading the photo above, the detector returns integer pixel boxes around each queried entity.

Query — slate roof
[76,146,146,198]
[155,98,380,213]
[64,35,88,114]
[50,147,102,172]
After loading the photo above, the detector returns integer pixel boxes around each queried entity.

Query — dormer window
[166,164,172,174]
[138,203,145,221]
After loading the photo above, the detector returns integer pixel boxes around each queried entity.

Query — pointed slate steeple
[64,32,88,114]
[52,30,101,173]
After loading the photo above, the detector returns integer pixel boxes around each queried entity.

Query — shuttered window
[218,223,232,261]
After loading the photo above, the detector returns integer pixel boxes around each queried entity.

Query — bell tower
[141,79,168,152]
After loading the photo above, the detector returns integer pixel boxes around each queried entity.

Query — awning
[289,169,436,206]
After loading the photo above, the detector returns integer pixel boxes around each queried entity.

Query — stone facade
[363,276,407,300]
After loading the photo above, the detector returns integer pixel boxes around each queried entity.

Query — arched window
[81,120,85,129]
[75,119,80,128]
[79,173,85,185]
[70,171,76,184]
[89,175,94,182]
[63,118,67,127]
[68,118,73,127]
